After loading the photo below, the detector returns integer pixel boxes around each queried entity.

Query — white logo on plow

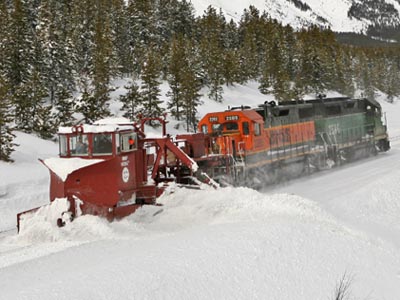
[122,167,130,183]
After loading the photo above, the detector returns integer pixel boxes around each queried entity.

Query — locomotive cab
[198,109,265,157]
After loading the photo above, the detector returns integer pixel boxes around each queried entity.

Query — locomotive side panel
[315,113,367,147]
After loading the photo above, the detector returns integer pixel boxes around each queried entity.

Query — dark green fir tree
[120,80,142,121]
[0,77,17,162]
[54,87,76,126]
[140,49,164,121]
[34,104,56,139]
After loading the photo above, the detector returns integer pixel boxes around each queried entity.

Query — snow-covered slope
[0,132,58,232]
[192,0,400,33]
[2,185,400,299]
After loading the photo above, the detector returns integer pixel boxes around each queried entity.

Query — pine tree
[14,70,48,133]
[354,51,376,100]
[70,0,96,78]
[181,65,202,132]
[174,0,196,38]
[77,76,110,123]
[259,29,292,101]
[120,80,142,121]
[296,26,327,95]
[140,49,164,120]
[384,59,400,102]
[237,6,265,81]
[198,6,226,102]
[91,0,115,115]
[110,0,131,76]
[8,0,35,89]
[0,77,17,162]
[37,0,75,104]
[34,104,56,139]
[223,49,240,86]
[126,0,155,74]
[0,1,12,81]
[166,35,186,120]
[334,48,355,97]
[54,87,76,126]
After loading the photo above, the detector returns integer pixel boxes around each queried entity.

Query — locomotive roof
[256,97,383,110]
[203,109,263,122]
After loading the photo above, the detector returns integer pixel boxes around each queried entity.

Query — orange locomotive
[196,105,317,186]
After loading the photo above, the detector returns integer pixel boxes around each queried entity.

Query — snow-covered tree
[140,49,164,120]
[8,0,35,89]
[120,80,142,121]
[166,35,186,120]
[34,104,56,139]
[36,0,75,104]
[0,77,17,162]
[77,76,110,123]
[181,64,202,132]
[198,6,226,102]
[54,87,76,126]
[14,71,48,133]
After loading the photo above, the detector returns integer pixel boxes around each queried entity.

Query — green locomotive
[256,96,390,168]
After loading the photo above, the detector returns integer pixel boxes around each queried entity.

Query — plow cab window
[93,133,113,155]
[120,132,137,152]
[59,135,68,156]
[70,134,89,156]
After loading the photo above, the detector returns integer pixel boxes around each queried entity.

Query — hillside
[192,0,400,44]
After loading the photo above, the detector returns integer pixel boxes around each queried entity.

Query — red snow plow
[17,116,218,231]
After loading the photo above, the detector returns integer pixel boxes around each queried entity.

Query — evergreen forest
[1,0,400,162]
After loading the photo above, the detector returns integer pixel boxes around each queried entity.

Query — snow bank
[43,157,104,182]
[17,198,71,243]
[0,132,58,231]
[1,186,400,300]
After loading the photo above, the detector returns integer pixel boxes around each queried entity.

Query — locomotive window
[212,124,222,132]
[242,122,250,135]
[93,133,113,155]
[225,122,238,131]
[120,132,137,152]
[299,108,313,119]
[201,125,208,133]
[254,123,261,136]
[326,105,341,116]
[70,134,89,156]
[59,135,68,156]
[279,109,290,116]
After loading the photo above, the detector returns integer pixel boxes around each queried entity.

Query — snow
[43,157,105,182]
[58,123,134,134]
[190,0,400,33]
[1,82,400,299]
